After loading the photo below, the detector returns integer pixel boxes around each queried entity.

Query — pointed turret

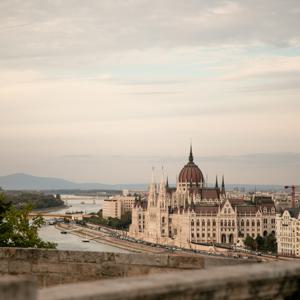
[215,176,219,188]
[189,144,194,163]
[166,176,169,189]
[148,167,157,206]
[158,167,167,210]
[221,175,226,195]
[159,167,166,195]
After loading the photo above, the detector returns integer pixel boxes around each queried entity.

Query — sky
[0,0,300,185]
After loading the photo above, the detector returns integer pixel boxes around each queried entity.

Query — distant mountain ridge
[0,173,147,191]
[0,173,283,192]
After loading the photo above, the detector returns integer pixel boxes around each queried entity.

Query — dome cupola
[178,145,204,185]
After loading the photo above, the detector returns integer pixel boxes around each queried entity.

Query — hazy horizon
[1,1,299,185]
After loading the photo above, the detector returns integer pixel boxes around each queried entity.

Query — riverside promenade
[55,223,172,254]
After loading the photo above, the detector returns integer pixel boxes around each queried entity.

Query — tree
[255,235,264,251]
[244,235,256,250]
[0,193,56,249]
[264,233,277,253]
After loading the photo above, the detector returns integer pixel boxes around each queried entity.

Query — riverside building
[129,147,276,248]
[103,195,136,219]
[276,208,300,257]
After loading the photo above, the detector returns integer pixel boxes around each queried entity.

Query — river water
[38,195,130,253]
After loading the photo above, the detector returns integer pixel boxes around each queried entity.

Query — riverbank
[56,223,169,254]
[34,204,68,213]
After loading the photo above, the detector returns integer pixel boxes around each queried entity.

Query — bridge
[28,212,89,220]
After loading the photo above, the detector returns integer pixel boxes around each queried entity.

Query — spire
[159,166,165,195]
[149,167,157,206]
[221,175,226,195]
[189,143,194,163]
[215,176,219,188]
[166,176,169,188]
[151,166,155,184]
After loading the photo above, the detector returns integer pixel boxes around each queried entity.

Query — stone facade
[276,208,300,257]
[129,150,276,248]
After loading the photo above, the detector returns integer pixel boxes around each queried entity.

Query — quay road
[56,223,169,254]
[56,223,284,262]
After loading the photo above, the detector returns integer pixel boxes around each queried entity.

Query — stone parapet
[0,275,36,300]
[0,248,204,287]
[39,262,300,300]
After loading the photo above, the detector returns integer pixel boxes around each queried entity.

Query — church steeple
[189,144,194,163]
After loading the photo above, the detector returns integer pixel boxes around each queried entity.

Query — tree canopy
[82,210,132,230]
[244,233,277,253]
[0,193,56,248]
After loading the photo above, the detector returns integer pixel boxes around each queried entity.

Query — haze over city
[1,0,299,185]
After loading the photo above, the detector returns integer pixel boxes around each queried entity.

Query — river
[38,195,130,253]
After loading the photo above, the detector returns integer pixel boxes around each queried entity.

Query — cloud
[219,57,300,81]
[0,0,299,184]
[0,0,300,70]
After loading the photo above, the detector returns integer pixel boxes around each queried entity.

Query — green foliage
[264,233,277,253]
[244,233,277,253]
[0,193,56,249]
[244,235,256,250]
[84,211,132,230]
[256,235,264,250]
[4,191,64,210]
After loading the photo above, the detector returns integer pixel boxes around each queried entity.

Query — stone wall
[0,276,36,300]
[0,248,205,287]
[2,262,299,300]
[39,262,300,300]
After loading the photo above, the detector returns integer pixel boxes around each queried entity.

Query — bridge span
[28,212,89,220]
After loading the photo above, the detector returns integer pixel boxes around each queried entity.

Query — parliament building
[129,147,276,248]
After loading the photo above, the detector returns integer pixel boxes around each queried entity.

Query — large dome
[178,147,204,184]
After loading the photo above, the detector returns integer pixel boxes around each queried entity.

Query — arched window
[241,219,244,226]
[224,220,227,226]
[246,220,250,227]
[224,209,227,214]
[228,220,231,227]
[191,220,194,226]
[202,220,205,226]
[162,217,165,223]
[232,220,235,227]
[207,220,210,226]
[213,220,216,226]
[196,220,199,226]
[257,220,260,226]
[252,220,255,227]
[221,220,223,226]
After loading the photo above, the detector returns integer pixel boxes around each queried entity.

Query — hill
[0,173,147,191]
[0,173,283,192]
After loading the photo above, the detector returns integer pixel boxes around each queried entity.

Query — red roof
[178,162,204,184]
[178,147,204,184]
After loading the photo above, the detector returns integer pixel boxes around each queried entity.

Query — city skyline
[1,1,300,184]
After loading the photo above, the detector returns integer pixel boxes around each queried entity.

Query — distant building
[276,208,300,257]
[102,195,136,219]
[129,148,276,247]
